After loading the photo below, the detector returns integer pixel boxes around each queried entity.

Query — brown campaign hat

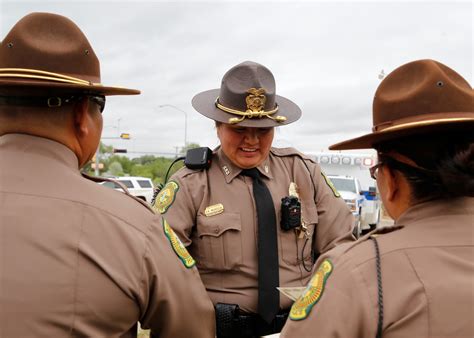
[0,12,139,96]
[330,59,474,150]
[192,61,301,127]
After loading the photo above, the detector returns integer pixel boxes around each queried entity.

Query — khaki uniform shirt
[0,134,215,338]
[281,197,474,338]
[158,147,354,313]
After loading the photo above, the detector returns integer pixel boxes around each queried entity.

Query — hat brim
[330,113,474,150]
[0,78,139,96]
[192,89,301,127]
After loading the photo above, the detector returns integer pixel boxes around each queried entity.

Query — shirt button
[214,228,219,234]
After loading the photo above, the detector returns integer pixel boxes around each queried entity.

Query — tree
[107,161,124,176]
[180,142,201,155]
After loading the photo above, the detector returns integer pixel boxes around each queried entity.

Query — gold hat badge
[216,87,287,124]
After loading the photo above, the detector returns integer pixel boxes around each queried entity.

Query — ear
[73,97,91,138]
[382,165,399,202]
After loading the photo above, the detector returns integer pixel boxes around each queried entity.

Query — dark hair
[376,131,474,201]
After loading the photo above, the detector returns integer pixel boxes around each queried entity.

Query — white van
[310,151,382,235]
[327,175,365,236]
[101,176,155,204]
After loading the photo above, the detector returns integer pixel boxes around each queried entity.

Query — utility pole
[157,104,188,149]
[94,133,131,176]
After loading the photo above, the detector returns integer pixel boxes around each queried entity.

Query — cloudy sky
[1,0,472,157]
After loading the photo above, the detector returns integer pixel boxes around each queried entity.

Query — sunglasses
[88,95,106,113]
[46,94,106,113]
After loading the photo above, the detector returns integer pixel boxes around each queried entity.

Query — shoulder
[270,147,316,163]
[80,174,157,232]
[325,225,405,269]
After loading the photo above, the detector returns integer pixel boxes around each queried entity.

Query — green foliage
[180,142,201,154]
[107,161,124,176]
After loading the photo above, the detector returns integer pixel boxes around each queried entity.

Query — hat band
[374,117,474,133]
[0,68,101,86]
[215,97,287,124]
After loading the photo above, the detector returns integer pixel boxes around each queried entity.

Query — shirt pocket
[280,204,318,266]
[194,212,242,271]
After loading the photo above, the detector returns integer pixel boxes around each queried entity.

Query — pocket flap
[197,212,241,237]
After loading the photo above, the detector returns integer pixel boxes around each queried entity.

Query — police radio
[184,147,213,170]
[153,147,213,200]
[280,196,301,231]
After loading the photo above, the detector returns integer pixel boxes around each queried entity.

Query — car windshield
[102,181,121,189]
[329,178,357,193]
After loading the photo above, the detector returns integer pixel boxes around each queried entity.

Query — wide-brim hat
[0,12,139,96]
[192,61,301,127]
[330,59,474,150]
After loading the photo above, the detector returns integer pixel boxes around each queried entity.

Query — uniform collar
[0,133,79,170]
[216,147,273,183]
[395,197,473,226]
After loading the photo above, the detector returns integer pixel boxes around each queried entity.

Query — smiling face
[216,122,274,169]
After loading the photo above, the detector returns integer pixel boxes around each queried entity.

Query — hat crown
[0,12,100,85]
[330,59,473,150]
[219,61,276,112]
[373,59,473,129]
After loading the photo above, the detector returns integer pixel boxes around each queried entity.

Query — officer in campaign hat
[0,12,215,337]
[281,59,474,337]
[153,60,356,337]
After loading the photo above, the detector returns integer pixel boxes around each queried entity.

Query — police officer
[153,61,355,337]
[281,59,474,337]
[0,13,214,337]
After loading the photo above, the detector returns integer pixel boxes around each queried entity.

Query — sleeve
[309,161,356,253]
[138,216,215,338]
[152,172,199,246]
[280,257,374,338]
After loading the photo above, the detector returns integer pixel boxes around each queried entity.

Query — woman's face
[217,123,274,169]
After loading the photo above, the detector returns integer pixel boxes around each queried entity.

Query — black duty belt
[215,303,289,338]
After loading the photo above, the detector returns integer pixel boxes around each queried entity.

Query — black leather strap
[215,303,238,338]
[0,95,78,108]
[215,303,288,338]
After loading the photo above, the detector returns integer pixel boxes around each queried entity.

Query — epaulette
[270,147,316,163]
[81,172,155,213]
[369,224,404,237]
[331,224,404,259]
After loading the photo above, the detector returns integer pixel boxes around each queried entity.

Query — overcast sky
[1,0,472,157]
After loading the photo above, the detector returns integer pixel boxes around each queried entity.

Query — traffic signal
[120,133,131,139]
[113,148,127,153]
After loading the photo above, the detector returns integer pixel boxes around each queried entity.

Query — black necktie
[241,168,279,323]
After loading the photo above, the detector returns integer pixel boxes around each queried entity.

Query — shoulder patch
[152,180,179,214]
[320,172,341,198]
[289,259,333,321]
[162,218,196,268]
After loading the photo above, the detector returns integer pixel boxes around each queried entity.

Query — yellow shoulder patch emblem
[321,172,341,198]
[163,219,196,268]
[153,181,179,214]
[289,259,333,321]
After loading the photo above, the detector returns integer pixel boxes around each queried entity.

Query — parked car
[101,176,154,204]
[327,175,365,237]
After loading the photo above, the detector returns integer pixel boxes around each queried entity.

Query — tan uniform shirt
[0,134,215,338]
[159,147,354,313]
[281,197,474,338]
